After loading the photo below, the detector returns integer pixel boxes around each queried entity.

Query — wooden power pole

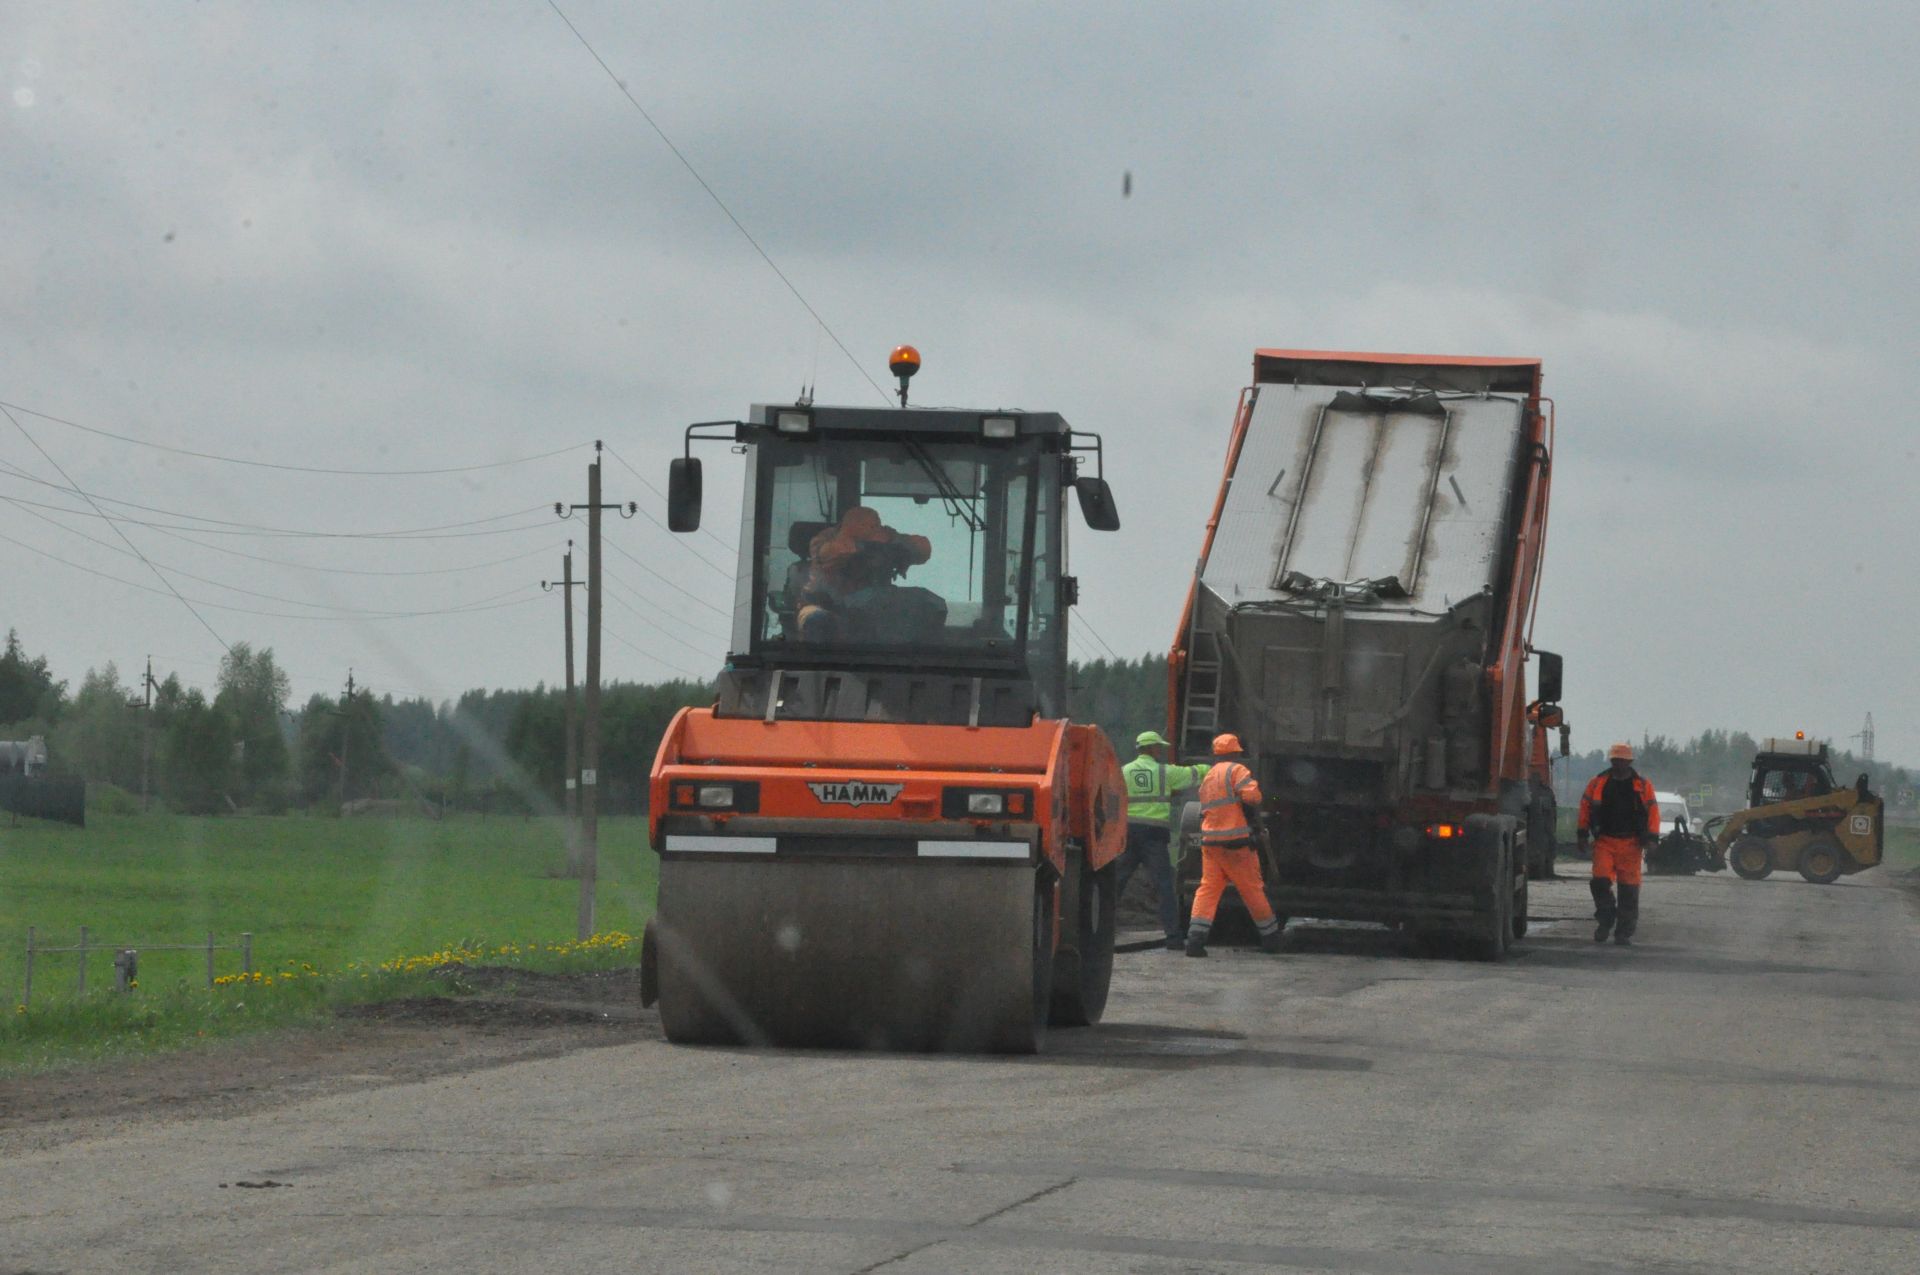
[139,655,155,814]
[556,443,633,939]
[542,541,583,874]
[338,669,355,815]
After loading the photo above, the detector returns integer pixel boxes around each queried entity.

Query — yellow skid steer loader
[1704,737,1883,884]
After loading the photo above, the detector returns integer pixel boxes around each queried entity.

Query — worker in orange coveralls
[796,506,932,641]
[1578,742,1660,946]
[1184,733,1284,958]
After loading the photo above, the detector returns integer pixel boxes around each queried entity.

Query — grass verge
[2,813,655,1073]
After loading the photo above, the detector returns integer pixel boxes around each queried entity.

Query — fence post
[206,931,216,989]
[23,925,33,1009]
[77,924,88,995]
[114,949,137,994]
[242,932,253,976]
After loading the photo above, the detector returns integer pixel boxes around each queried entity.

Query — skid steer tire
[1796,841,1845,885]
[1729,836,1774,881]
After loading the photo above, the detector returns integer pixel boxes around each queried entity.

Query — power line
[0,460,552,538]
[1,403,231,652]
[0,397,592,475]
[596,579,728,663]
[600,564,730,642]
[5,496,541,615]
[139,525,559,578]
[0,485,552,541]
[1072,606,1122,661]
[0,524,542,621]
[604,536,732,621]
[578,600,709,683]
[543,0,891,406]
[603,443,738,563]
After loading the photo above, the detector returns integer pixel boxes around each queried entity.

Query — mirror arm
[683,419,741,460]
[1066,429,1107,481]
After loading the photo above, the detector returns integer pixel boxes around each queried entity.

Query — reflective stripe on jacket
[1122,754,1207,825]
[1578,770,1659,839]
[1198,760,1263,845]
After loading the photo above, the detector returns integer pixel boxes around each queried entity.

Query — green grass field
[1,813,658,1071]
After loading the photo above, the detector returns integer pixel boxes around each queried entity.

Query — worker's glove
[1640,835,1659,851]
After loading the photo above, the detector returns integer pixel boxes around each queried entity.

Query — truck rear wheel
[1796,840,1845,885]
[1454,815,1513,961]
[1729,836,1773,880]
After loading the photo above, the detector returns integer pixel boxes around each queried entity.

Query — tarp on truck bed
[1200,382,1527,618]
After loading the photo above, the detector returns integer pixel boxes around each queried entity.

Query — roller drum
[655,857,1053,1052]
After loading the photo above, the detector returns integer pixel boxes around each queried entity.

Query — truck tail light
[1425,822,1464,841]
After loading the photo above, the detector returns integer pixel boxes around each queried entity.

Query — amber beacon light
[889,344,921,406]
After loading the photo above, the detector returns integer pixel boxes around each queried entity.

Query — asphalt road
[7,869,1919,1274]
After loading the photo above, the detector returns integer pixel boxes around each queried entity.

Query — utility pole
[338,669,355,815]
[542,541,583,874]
[1854,712,1875,763]
[139,655,155,814]
[557,443,634,939]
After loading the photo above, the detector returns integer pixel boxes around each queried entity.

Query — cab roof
[746,404,1070,437]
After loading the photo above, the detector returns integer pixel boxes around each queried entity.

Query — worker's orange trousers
[1590,835,1644,886]
[1191,844,1277,925]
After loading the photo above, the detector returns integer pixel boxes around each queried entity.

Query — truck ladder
[1180,629,1223,756]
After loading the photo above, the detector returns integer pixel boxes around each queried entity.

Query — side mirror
[667,457,703,533]
[1534,649,1563,704]
[1075,477,1120,531]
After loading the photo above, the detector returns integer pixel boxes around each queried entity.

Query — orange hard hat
[1212,733,1245,756]
[1607,741,1635,761]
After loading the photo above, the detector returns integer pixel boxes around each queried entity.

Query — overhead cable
[5,497,537,615]
[604,537,731,620]
[543,0,891,406]
[1,403,232,651]
[0,525,542,621]
[1072,607,1123,661]
[603,443,738,564]
[0,397,591,475]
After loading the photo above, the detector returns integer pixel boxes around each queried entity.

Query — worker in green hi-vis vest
[1117,730,1208,950]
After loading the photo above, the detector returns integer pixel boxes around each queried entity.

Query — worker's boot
[1184,920,1211,958]
[1590,877,1616,944]
[1614,884,1640,946]
[1257,920,1284,954]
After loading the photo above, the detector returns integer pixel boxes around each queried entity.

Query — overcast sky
[4,1,1915,766]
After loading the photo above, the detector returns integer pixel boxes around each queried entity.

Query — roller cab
[646,389,1124,1050]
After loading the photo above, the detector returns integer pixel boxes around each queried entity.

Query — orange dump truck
[1171,350,1567,958]
[642,388,1126,1050]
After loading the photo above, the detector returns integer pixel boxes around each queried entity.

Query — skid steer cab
[643,365,1127,1053]
[1703,737,1884,884]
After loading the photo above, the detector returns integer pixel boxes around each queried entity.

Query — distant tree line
[48,636,1897,821]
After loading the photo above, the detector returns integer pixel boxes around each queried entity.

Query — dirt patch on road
[0,967,657,1154]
